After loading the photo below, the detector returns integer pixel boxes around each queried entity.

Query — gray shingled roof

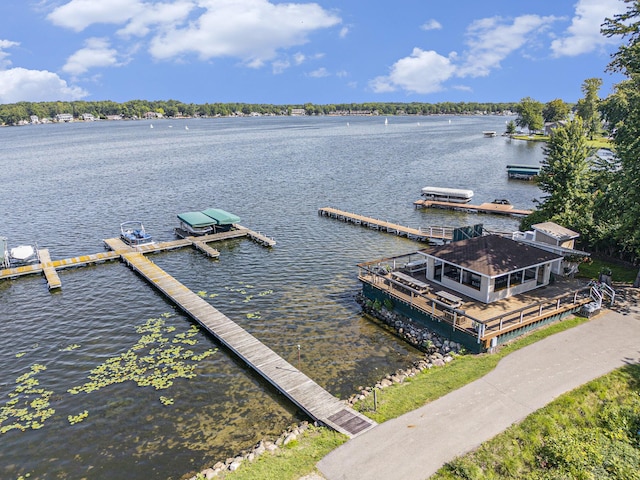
[532,222,579,241]
[421,235,562,277]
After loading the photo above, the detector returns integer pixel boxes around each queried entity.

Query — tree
[600,1,640,261]
[505,120,517,136]
[575,78,603,140]
[515,97,544,133]
[522,118,595,235]
[542,99,570,123]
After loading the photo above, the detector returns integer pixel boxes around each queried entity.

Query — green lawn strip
[510,134,612,150]
[354,316,589,423]
[577,258,638,284]
[213,427,347,480]
[431,363,640,479]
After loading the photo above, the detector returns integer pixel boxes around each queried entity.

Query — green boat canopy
[177,211,218,228]
[201,208,241,225]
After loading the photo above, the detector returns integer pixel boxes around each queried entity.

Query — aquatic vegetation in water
[15,352,26,358]
[68,315,217,395]
[68,410,88,425]
[159,396,174,406]
[60,344,81,352]
[246,312,262,319]
[0,364,55,434]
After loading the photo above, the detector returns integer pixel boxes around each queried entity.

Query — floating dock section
[414,199,532,217]
[121,251,376,438]
[318,207,453,242]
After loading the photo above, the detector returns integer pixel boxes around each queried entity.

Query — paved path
[317,288,640,480]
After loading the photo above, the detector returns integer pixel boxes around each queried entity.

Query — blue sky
[0,0,630,105]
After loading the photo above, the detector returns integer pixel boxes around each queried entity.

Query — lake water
[0,115,543,479]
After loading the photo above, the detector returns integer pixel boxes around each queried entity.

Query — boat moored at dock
[506,164,541,180]
[175,208,241,238]
[421,186,474,204]
[120,221,154,246]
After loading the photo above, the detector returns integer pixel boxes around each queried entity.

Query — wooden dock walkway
[318,207,453,242]
[0,226,275,288]
[414,199,532,217]
[38,249,61,290]
[121,252,376,438]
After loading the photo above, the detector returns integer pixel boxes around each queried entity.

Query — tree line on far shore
[0,100,524,125]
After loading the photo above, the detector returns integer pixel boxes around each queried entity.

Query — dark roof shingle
[421,235,562,277]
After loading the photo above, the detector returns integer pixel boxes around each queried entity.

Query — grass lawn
[577,258,638,284]
[431,364,640,479]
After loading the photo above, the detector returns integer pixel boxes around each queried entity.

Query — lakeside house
[416,234,562,304]
[358,230,599,352]
[55,113,73,122]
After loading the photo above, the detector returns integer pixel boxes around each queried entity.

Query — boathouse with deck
[357,234,602,352]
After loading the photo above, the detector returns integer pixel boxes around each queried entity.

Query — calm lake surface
[0,115,543,479]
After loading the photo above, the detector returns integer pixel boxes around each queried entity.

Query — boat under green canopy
[177,211,218,228]
[201,208,241,225]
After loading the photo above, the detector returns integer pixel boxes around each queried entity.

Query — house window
[525,267,536,282]
[511,270,523,285]
[434,260,443,281]
[462,270,481,291]
[494,274,508,291]
[443,263,460,282]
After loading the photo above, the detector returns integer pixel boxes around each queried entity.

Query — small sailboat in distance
[150,124,154,128]
[384,117,388,125]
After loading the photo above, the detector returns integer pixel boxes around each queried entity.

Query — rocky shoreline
[189,295,464,479]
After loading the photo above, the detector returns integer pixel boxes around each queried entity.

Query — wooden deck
[414,199,532,217]
[360,270,594,350]
[319,207,453,242]
[121,252,376,438]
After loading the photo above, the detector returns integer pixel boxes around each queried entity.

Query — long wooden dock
[121,251,376,437]
[414,199,532,217]
[318,207,453,242]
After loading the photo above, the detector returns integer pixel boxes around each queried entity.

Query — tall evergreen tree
[522,119,595,236]
[575,78,603,140]
[601,1,640,262]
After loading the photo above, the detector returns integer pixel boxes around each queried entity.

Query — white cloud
[420,19,442,31]
[551,0,626,57]
[0,67,88,103]
[47,0,145,32]
[148,0,341,66]
[116,1,194,38]
[0,39,20,68]
[457,14,557,78]
[62,38,121,75]
[272,59,290,74]
[369,48,455,94]
[339,26,350,38]
[308,67,329,78]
